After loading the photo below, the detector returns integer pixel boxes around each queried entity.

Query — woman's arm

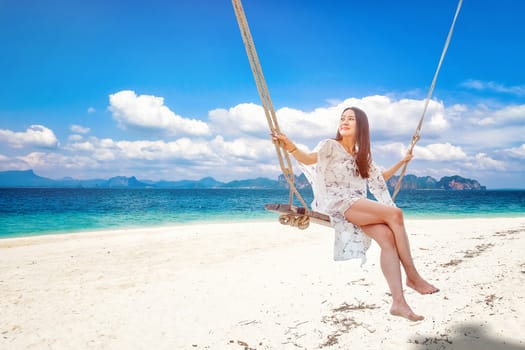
[272,132,318,165]
[382,152,413,180]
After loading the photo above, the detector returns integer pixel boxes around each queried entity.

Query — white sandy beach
[1,217,525,349]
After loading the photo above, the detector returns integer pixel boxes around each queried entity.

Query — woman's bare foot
[390,303,424,321]
[407,277,439,295]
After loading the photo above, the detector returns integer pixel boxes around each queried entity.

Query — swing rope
[391,0,463,200]
[231,0,309,210]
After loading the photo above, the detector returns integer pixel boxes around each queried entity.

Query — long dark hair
[335,107,371,178]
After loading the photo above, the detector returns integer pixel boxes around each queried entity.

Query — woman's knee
[388,207,404,225]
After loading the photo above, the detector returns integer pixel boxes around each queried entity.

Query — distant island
[0,169,486,191]
[280,173,486,191]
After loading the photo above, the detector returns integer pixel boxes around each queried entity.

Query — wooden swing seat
[264,203,331,229]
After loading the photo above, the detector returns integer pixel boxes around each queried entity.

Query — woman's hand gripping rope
[271,131,297,154]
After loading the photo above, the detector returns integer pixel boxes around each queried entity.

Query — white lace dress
[300,139,396,265]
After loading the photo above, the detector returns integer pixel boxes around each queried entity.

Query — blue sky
[1,0,524,189]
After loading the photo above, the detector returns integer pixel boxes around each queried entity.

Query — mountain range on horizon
[0,169,487,191]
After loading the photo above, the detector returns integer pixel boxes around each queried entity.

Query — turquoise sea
[1,188,524,239]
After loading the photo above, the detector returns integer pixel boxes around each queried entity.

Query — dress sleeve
[297,139,332,213]
[367,161,396,207]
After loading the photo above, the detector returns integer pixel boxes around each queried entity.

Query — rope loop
[278,214,310,230]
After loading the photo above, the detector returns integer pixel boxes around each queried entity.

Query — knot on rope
[279,213,310,230]
[411,134,421,145]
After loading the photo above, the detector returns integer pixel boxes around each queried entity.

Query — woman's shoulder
[314,138,340,157]
[315,138,338,149]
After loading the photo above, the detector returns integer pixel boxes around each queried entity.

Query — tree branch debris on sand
[493,228,523,239]
[281,320,310,348]
[441,227,524,268]
[482,293,502,308]
[238,319,260,326]
[440,227,524,269]
[320,300,378,347]
[462,243,494,258]
[441,258,463,267]
[408,333,452,347]
[441,243,495,267]
[228,339,260,350]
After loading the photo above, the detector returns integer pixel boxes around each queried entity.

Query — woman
[274,106,438,321]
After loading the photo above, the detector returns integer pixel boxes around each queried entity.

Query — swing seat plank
[264,203,332,227]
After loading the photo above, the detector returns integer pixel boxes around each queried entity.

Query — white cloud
[210,135,275,161]
[2,94,523,187]
[66,136,214,162]
[330,95,449,140]
[373,142,408,159]
[459,104,525,127]
[87,107,96,113]
[68,138,118,161]
[413,143,467,161]
[210,96,450,144]
[434,103,525,150]
[70,124,90,134]
[478,104,525,126]
[505,144,525,159]
[407,143,505,174]
[109,90,210,136]
[19,152,98,171]
[0,154,32,171]
[208,96,450,144]
[461,79,525,97]
[276,106,340,140]
[64,134,277,166]
[469,153,505,170]
[0,125,58,149]
[68,134,83,142]
[116,138,213,161]
[42,133,280,181]
[68,140,95,152]
[208,103,268,137]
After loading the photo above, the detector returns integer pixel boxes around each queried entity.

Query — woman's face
[339,109,356,137]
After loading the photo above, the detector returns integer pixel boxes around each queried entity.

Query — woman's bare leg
[345,199,439,294]
[361,223,423,321]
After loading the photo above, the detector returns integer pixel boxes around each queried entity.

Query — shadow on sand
[410,323,524,350]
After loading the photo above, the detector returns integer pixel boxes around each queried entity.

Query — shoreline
[2,212,525,240]
[2,217,525,349]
